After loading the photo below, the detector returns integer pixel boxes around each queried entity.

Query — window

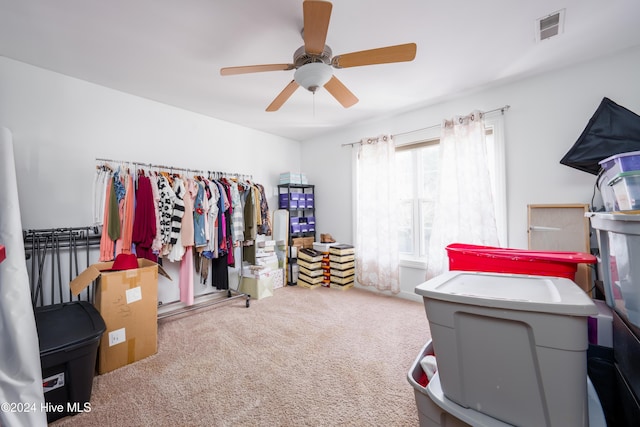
[395,117,506,266]
[396,141,439,261]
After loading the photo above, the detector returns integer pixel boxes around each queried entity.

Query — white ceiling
[1,0,639,141]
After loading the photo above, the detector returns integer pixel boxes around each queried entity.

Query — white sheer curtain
[355,134,400,294]
[426,111,500,279]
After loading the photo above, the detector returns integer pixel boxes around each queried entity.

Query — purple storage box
[278,194,288,209]
[291,224,302,233]
[290,192,301,201]
[290,217,300,225]
[599,150,640,176]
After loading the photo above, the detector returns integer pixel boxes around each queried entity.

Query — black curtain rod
[341,104,510,147]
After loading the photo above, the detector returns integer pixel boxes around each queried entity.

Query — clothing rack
[23,226,101,307]
[94,157,253,181]
[94,159,254,316]
[341,104,511,147]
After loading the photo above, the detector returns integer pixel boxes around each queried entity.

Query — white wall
[302,46,640,300]
[0,56,301,229]
[0,56,301,305]
[3,46,640,303]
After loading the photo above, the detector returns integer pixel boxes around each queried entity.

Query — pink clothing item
[115,175,135,255]
[179,246,194,306]
[180,178,197,247]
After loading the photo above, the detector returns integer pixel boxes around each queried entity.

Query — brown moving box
[70,258,170,374]
[291,236,314,249]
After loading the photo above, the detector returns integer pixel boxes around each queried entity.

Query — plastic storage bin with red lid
[446,243,597,280]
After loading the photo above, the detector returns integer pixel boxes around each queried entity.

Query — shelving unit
[277,183,315,285]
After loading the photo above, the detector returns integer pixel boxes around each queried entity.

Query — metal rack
[24,226,101,307]
[277,183,316,285]
[24,224,251,314]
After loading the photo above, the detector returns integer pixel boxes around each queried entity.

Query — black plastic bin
[34,301,106,423]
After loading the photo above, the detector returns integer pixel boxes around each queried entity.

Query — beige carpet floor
[51,285,431,426]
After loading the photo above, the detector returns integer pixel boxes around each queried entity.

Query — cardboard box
[239,275,274,300]
[292,236,314,249]
[70,258,170,374]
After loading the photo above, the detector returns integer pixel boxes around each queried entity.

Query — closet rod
[95,157,252,180]
[341,104,511,147]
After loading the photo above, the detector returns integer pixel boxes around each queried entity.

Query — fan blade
[331,43,417,68]
[324,75,358,108]
[303,0,332,55]
[220,64,294,76]
[266,80,300,112]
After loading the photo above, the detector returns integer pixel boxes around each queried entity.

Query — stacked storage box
[587,211,640,422]
[279,192,301,209]
[329,244,355,290]
[313,242,333,287]
[279,172,308,185]
[297,248,325,289]
[598,151,640,211]
[289,216,316,234]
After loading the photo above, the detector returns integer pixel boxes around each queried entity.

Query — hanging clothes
[229,180,245,244]
[107,177,121,242]
[99,181,115,261]
[149,174,163,254]
[94,160,269,307]
[211,252,229,290]
[243,184,257,241]
[193,180,208,248]
[115,173,135,255]
[214,180,229,255]
[132,175,157,262]
[179,246,194,305]
[93,166,110,226]
[157,174,176,255]
[222,182,235,267]
[205,179,220,258]
[256,183,271,235]
[181,178,196,247]
[167,177,186,263]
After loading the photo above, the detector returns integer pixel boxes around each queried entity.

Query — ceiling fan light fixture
[294,62,332,93]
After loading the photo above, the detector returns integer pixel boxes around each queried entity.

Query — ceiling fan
[220,0,417,112]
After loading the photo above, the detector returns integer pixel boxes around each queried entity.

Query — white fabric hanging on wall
[0,127,47,427]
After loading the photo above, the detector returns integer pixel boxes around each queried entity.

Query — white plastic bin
[415,271,597,427]
[587,212,640,328]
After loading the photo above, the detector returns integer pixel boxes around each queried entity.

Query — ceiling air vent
[536,9,565,42]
